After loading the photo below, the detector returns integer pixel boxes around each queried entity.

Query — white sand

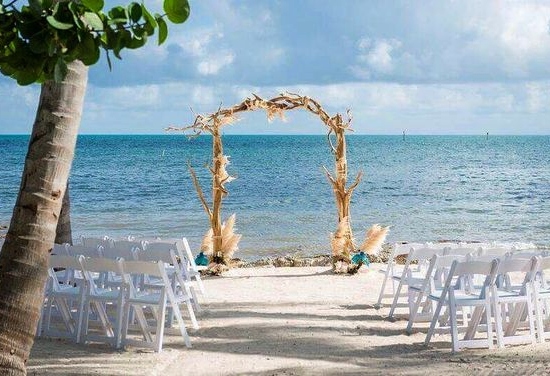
[29,264,550,375]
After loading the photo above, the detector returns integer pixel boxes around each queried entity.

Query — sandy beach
[26,264,550,375]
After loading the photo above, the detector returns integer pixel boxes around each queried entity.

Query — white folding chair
[175,238,206,296]
[533,256,550,343]
[67,245,104,258]
[142,243,201,310]
[80,257,125,348]
[40,255,86,343]
[444,247,482,258]
[424,259,499,352]
[135,246,199,329]
[375,243,424,309]
[81,236,113,249]
[406,254,466,333]
[492,257,538,348]
[388,246,444,318]
[121,260,192,352]
[52,243,70,255]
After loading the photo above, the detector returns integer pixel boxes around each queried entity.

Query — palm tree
[0,61,88,374]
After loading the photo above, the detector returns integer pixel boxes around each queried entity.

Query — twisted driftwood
[168,93,365,273]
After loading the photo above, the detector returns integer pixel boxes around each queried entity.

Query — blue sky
[2,0,550,134]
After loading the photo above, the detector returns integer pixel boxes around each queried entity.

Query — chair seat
[90,288,121,300]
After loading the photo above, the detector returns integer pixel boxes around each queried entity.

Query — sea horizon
[2,134,549,259]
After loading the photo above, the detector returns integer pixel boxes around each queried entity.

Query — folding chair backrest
[393,243,423,257]
[48,255,83,285]
[112,240,144,252]
[496,257,538,291]
[509,249,545,259]
[80,257,122,276]
[123,260,165,279]
[454,259,498,277]
[81,236,113,249]
[144,241,177,254]
[497,257,536,274]
[52,243,70,255]
[104,246,137,261]
[427,254,467,289]
[452,259,499,295]
[481,247,512,258]
[67,245,103,258]
[175,238,198,268]
[407,247,443,272]
[135,247,173,264]
[444,247,481,258]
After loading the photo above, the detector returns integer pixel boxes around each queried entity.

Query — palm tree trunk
[55,182,73,245]
[0,60,88,375]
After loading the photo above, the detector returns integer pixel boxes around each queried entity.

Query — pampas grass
[200,228,213,254]
[202,213,242,272]
[360,224,390,255]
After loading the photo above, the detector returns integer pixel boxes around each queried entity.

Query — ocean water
[1,135,549,259]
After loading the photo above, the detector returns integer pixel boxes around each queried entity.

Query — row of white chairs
[42,239,204,351]
[376,242,540,313]
[417,254,550,351]
[376,243,550,351]
[55,236,206,296]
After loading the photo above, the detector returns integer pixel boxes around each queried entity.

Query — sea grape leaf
[81,0,104,13]
[128,2,141,23]
[46,15,73,30]
[54,57,67,82]
[83,12,103,30]
[163,0,189,24]
[157,16,167,45]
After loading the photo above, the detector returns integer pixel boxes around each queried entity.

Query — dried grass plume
[360,224,390,255]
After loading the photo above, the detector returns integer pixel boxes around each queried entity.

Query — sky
[2,0,550,135]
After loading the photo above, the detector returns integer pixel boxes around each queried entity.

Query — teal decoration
[351,251,370,266]
[195,252,209,266]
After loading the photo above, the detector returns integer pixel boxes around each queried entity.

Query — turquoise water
[1,135,549,259]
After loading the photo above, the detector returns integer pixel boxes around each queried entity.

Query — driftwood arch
[169,93,388,274]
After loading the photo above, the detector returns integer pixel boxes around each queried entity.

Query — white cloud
[74,80,550,135]
[197,52,235,75]
[352,38,403,78]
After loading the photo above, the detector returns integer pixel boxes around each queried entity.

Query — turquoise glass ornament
[351,251,370,266]
[195,251,209,266]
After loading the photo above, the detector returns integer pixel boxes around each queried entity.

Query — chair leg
[155,299,168,352]
[485,300,493,350]
[425,297,445,345]
[388,279,405,318]
[494,299,505,348]
[406,289,425,334]
[534,296,546,343]
[450,299,459,352]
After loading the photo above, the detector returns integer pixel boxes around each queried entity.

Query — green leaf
[128,2,142,23]
[29,34,48,53]
[77,34,100,65]
[54,57,67,82]
[28,0,43,15]
[108,6,128,22]
[141,4,157,28]
[68,2,85,29]
[157,16,168,45]
[81,0,104,13]
[163,0,190,24]
[83,12,103,30]
[46,15,73,30]
[127,34,147,49]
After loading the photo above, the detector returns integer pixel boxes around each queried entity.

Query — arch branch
[169,93,387,274]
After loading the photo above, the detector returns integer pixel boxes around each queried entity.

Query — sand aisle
[29,265,550,375]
